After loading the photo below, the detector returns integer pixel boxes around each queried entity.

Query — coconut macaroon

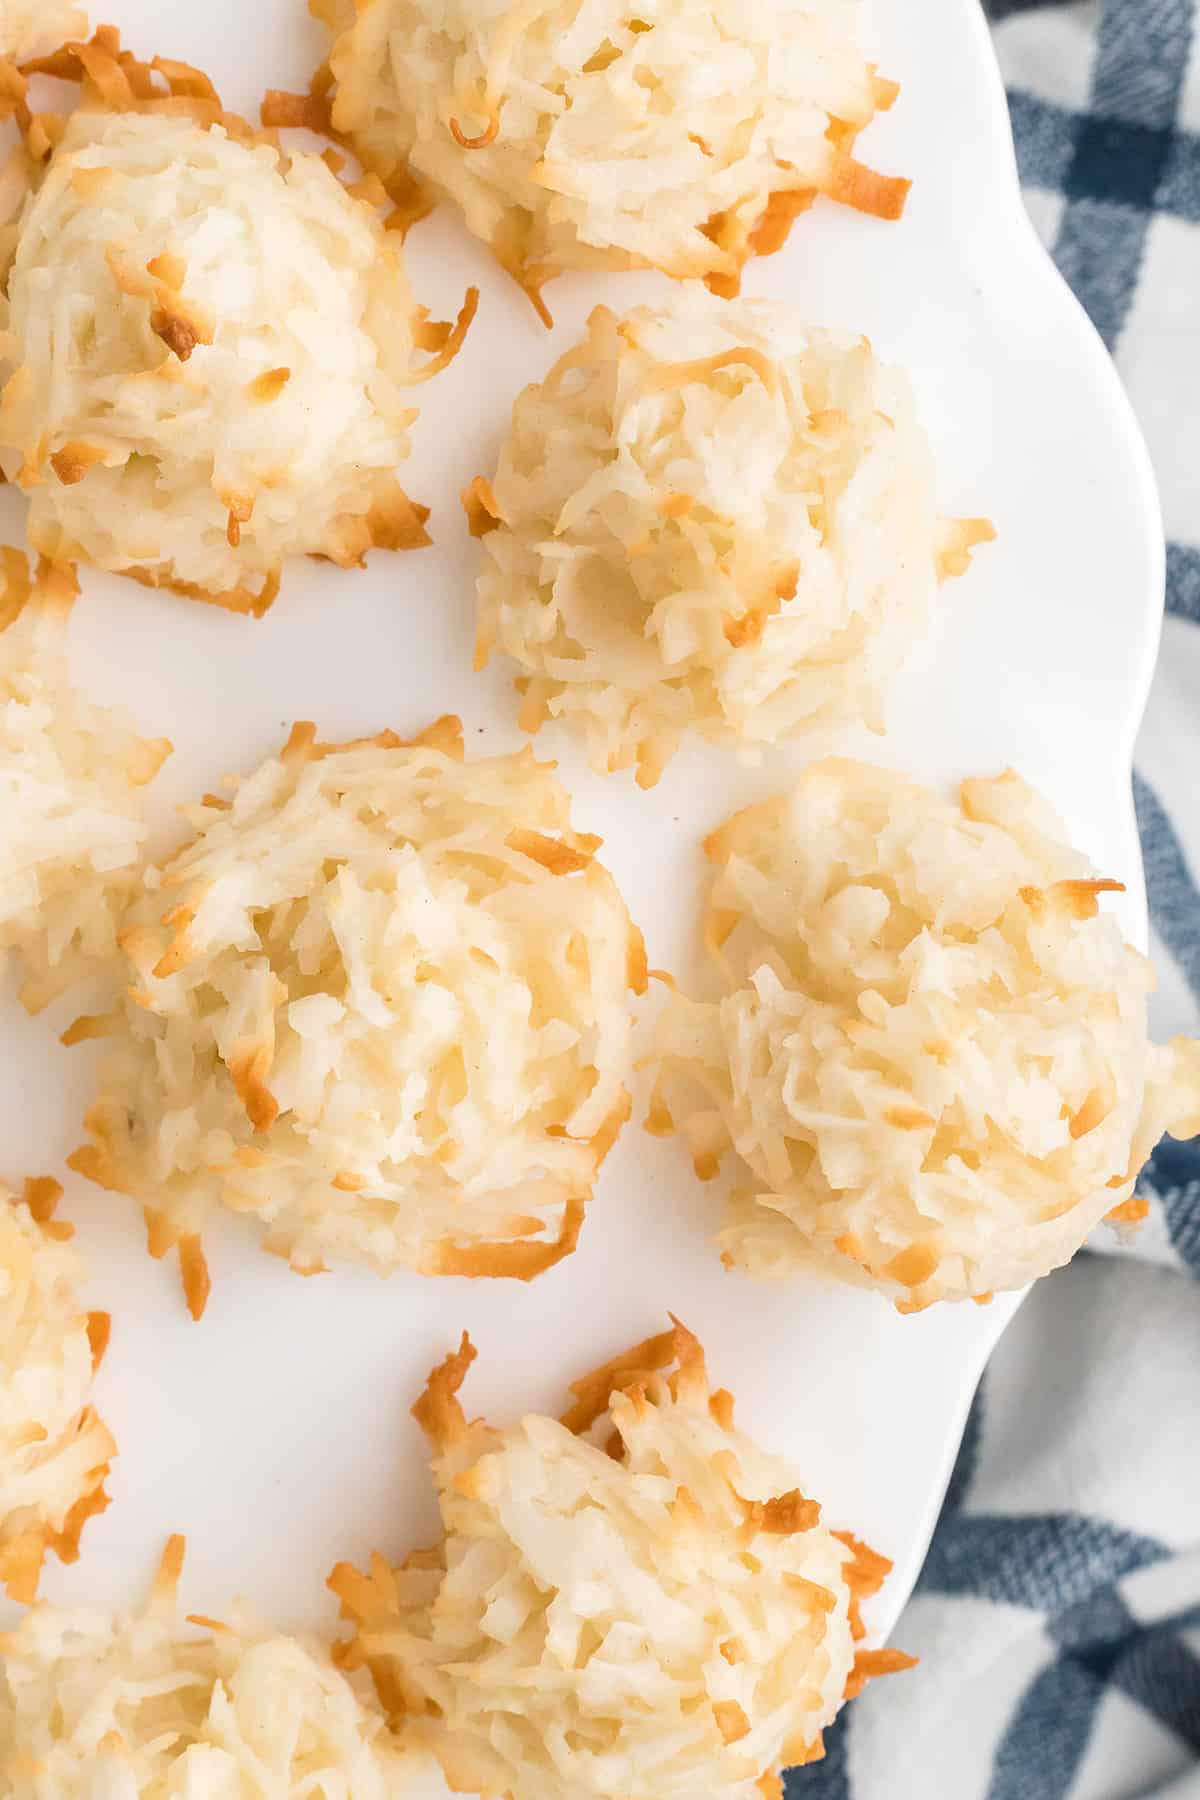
[331,1322,913,1800]
[650,760,1200,1310]
[302,0,908,322]
[0,1176,114,1605]
[471,298,991,786]
[69,717,643,1317]
[0,32,471,617]
[0,551,169,1013]
[0,3,85,65]
[0,1535,416,1796]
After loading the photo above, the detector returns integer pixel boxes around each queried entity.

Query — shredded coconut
[332,1322,912,1799]
[0,1536,414,1796]
[473,296,987,785]
[0,551,169,1013]
[312,0,907,318]
[651,759,1200,1308]
[70,718,643,1317]
[0,37,454,615]
[0,1176,113,1604]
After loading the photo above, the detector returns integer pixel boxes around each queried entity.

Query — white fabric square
[852,1596,1046,1800]
[1177,12,1200,132]
[993,2,1100,111]
[967,1256,1200,1541]
[1071,1689,1193,1800]
[1137,619,1200,846]
[1121,1547,1200,1621]
[1022,185,1068,249]
[1118,213,1200,545]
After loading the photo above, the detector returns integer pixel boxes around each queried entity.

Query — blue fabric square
[1066,116,1171,209]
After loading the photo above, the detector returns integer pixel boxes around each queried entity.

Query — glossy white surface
[0,0,1162,1676]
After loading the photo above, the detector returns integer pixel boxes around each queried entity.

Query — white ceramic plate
[0,0,1162,1707]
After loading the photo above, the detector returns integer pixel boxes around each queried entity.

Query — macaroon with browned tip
[0,1,85,67]
[0,28,475,616]
[650,759,1200,1307]
[0,1175,113,1604]
[293,0,908,324]
[0,548,170,1013]
[68,717,642,1316]
[0,1534,416,1795]
[470,294,991,786]
[330,1319,914,1800]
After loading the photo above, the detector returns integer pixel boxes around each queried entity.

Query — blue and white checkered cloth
[786,3,1200,1793]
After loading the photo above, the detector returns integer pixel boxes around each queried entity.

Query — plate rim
[879,0,1167,1624]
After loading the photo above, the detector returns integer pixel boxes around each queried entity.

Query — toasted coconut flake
[937,514,997,580]
[313,0,902,308]
[21,1177,61,1224]
[474,294,962,781]
[651,759,1200,1304]
[789,1737,826,1768]
[361,482,431,554]
[260,69,442,241]
[1106,1194,1149,1226]
[0,1178,114,1602]
[714,1700,752,1744]
[0,57,27,124]
[261,84,334,134]
[825,157,910,220]
[844,1647,919,1699]
[247,365,291,404]
[0,1535,415,1794]
[405,285,478,384]
[449,106,500,151]
[884,1244,940,1288]
[122,562,282,619]
[148,57,213,103]
[832,1531,892,1641]
[412,1332,476,1450]
[738,1487,822,1535]
[148,303,207,361]
[48,441,107,486]
[559,1325,681,1435]
[0,73,438,607]
[461,473,504,539]
[0,549,169,1010]
[333,1323,907,1800]
[85,1310,110,1371]
[504,826,593,874]
[72,729,638,1304]
[23,26,254,134]
[426,1193,587,1280]
[177,1236,210,1322]
[746,188,817,260]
